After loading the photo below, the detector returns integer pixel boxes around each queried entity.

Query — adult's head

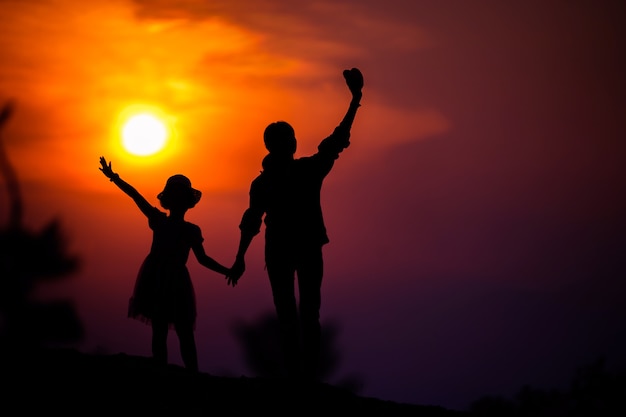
[263,121,296,156]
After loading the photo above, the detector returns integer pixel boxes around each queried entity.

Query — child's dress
[128,207,203,327]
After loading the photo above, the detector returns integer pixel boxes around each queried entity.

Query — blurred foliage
[0,100,83,352]
[469,356,626,416]
[232,311,365,394]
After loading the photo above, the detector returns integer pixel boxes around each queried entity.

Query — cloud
[128,0,432,79]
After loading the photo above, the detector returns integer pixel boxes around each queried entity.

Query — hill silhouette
[0,347,467,415]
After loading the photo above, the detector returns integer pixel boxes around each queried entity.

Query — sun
[121,113,168,156]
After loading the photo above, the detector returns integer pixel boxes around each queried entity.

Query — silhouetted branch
[0,100,23,229]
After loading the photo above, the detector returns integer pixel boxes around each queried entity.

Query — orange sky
[0,0,445,198]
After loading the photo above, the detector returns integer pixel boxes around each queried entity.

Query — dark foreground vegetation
[0,347,466,416]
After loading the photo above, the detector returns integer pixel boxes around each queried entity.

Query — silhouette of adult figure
[229,68,364,380]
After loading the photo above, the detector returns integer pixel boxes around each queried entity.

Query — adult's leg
[174,321,198,372]
[266,243,300,378]
[297,245,324,381]
[151,319,169,365]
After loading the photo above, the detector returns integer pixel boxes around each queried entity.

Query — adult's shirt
[239,124,351,248]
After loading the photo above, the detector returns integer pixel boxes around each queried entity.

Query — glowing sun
[121,113,168,156]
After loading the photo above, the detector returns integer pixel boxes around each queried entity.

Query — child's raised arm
[99,156,153,217]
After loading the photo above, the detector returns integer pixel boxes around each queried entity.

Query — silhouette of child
[99,157,230,371]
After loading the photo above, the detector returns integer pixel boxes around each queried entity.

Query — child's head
[157,174,202,210]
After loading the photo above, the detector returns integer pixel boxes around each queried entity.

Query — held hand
[99,156,118,180]
[226,272,241,287]
[226,258,245,287]
[224,268,237,287]
[343,68,363,97]
[226,275,238,287]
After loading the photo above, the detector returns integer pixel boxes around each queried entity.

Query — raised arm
[99,156,153,217]
[339,67,364,132]
[318,68,364,155]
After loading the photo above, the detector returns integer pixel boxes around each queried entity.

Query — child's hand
[99,156,118,181]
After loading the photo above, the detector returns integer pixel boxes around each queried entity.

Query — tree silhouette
[469,356,626,416]
[0,100,83,352]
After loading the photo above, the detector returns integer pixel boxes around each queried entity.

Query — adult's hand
[343,68,363,97]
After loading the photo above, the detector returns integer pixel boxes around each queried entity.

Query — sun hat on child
[157,174,202,209]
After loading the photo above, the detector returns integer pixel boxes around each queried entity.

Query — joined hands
[225,258,245,287]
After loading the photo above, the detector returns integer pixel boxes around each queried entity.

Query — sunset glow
[121,113,168,156]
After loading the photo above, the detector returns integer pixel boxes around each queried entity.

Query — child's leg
[174,322,198,372]
[151,319,168,365]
